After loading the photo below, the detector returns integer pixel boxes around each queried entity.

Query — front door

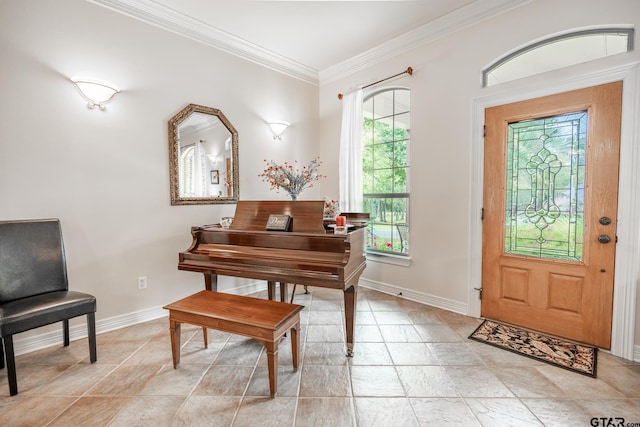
[481,82,622,348]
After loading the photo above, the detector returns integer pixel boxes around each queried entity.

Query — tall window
[362,88,410,255]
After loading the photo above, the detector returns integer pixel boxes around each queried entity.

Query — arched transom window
[483,28,634,87]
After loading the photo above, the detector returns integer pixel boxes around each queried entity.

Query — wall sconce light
[267,121,290,140]
[71,77,120,110]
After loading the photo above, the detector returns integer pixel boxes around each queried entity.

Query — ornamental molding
[88,0,530,86]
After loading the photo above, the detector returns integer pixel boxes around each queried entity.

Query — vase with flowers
[258,157,325,200]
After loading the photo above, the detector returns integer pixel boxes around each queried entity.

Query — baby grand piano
[177,200,367,356]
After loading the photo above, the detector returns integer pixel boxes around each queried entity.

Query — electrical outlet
[137,276,147,289]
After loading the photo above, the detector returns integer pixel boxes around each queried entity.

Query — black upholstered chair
[0,219,97,395]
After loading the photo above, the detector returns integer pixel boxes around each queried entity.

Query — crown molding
[88,0,319,85]
[319,0,532,85]
[88,0,531,87]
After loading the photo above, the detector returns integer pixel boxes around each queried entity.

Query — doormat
[469,319,597,377]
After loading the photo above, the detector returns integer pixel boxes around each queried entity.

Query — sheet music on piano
[265,214,291,231]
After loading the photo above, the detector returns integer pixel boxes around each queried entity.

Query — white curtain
[193,140,207,196]
[339,89,363,213]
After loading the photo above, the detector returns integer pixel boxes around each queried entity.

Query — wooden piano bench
[163,290,304,398]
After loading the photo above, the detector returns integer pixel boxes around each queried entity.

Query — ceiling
[90,0,529,84]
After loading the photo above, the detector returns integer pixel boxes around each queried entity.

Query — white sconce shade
[71,77,120,110]
[268,121,290,140]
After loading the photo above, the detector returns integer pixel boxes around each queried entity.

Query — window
[483,28,634,87]
[362,88,410,255]
[180,145,195,196]
[505,111,587,261]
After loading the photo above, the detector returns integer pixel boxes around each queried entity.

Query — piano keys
[178,200,367,356]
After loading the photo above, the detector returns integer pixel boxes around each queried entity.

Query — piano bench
[163,290,304,398]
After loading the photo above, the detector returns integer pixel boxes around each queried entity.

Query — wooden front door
[482,82,622,348]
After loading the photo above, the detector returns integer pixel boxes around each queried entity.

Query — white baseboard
[10,305,168,357]
[359,278,469,316]
[361,279,640,363]
[17,280,636,363]
[10,280,269,357]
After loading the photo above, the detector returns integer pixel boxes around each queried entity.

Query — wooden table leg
[169,318,181,368]
[264,341,279,398]
[343,285,357,357]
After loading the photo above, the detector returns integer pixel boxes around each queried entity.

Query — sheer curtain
[193,140,207,196]
[339,89,363,212]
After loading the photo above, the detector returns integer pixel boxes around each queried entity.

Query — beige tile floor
[1,286,640,426]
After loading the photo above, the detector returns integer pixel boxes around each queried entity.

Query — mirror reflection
[169,104,239,205]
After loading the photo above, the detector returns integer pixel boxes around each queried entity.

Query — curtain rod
[337,66,413,100]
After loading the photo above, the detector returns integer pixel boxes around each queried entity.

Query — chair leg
[63,319,70,347]
[87,312,97,363]
[0,337,4,370]
[4,335,18,395]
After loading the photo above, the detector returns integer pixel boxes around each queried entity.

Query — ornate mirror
[169,104,239,205]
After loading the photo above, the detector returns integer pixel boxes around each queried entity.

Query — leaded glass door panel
[481,82,622,349]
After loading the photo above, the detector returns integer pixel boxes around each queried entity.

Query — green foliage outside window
[362,88,410,255]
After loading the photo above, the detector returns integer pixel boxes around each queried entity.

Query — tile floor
[1,286,640,426]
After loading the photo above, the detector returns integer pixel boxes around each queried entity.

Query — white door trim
[469,61,640,360]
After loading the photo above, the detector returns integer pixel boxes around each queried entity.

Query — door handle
[599,216,612,225]
[598,234,611,244]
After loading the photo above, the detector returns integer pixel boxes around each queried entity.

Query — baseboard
[10,280,268,357]
[11,305,168,357]
[359,278,469,315]
[11,280,640,363]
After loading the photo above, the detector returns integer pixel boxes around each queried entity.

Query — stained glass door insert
[505,111,587,261]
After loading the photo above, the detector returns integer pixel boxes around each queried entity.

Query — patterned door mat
[469,319,597,377]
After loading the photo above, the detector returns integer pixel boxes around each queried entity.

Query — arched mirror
[169,104,239,205]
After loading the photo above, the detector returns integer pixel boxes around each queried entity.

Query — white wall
[0,0,321,346]
[319,0,640,353]
[2,0,639,357]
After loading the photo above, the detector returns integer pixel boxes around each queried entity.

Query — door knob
[598,234,611,243]
[599,217,612,225]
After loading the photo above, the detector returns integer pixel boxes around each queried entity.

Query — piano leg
[267,281,288,302]
[343,285,357,357]
[268,281,275,300]
[204,273,218,291]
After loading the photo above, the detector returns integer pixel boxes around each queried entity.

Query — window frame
[483,28,634,87]
[362,86,410,257]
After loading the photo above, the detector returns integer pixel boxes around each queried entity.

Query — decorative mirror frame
[168,104,239,205]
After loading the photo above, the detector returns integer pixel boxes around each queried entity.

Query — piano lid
[229,200,325,233]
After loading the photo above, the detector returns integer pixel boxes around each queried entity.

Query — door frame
[469,62,640,360]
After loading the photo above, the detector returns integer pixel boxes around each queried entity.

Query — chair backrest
[396,223,409,252]
[0,219,68,303]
